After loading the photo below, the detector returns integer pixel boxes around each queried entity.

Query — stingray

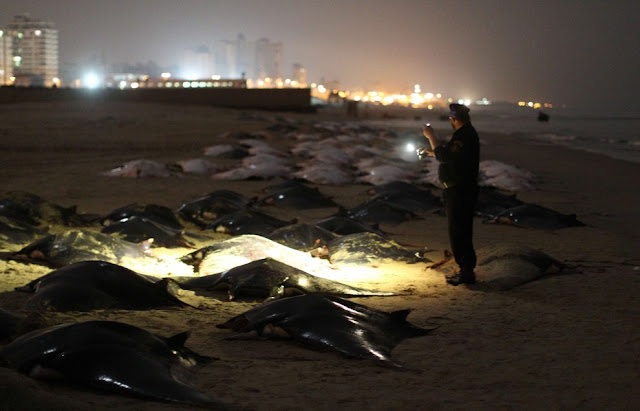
[203,143,251,159]
[179,234,339,279]
[217,294,432,367]
[474,186,525,218]
[0,320,224,406]
[10,229,155,268]
[0,191,96,228]
[344,198,423,225]
[101,203,184,229]
[367,187,442,213]
[292,162,354,185]
[315,215,387,237]
[267,223,337,251]
[102,159,172,178]
[0,215,48,252]
[177,189,253,228]
[205,210,293,236]
[0,308,24,342]
[172,257,392,301]
[101,216,195,248]
[318,232,429,266]
[483,203,585,229]
[365,181,432,197]
[433,243,567,290]
[257,181,339,209]
[15,260,192,311]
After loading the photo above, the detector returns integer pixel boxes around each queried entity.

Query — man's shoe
[445,271,476,286]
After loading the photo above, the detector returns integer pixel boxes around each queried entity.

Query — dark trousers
[443,185,478,271]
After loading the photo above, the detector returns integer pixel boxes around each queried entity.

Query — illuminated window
[213,82,219,87]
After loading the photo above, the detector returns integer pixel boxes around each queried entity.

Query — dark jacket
[434,122,480,188]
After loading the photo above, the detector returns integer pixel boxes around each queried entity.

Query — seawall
[0,87,312,111]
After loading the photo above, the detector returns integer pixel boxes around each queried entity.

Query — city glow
[83,73,100,89]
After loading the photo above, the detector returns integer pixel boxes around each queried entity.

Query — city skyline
[0,0,638,114]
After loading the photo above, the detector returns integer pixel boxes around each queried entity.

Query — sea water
[470,105,640,164]
[376,104,640,164]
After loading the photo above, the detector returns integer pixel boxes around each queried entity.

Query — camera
[416,147,428,159]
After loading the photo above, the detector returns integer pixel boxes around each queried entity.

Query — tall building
[292,63,306,87]
[182,45,214,79]
[213,34,282,83]
[0,30,13,85]
[255,37,282,80]
[7,14,59,87]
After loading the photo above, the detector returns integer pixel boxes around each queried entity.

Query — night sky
[1,0,638,114]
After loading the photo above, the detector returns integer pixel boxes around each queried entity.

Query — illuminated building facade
[7,14,59,87]
[0,30,13,85]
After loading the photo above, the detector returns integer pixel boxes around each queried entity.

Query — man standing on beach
[420,103,480,285]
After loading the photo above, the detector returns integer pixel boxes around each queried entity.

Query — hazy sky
[2,0,638,114]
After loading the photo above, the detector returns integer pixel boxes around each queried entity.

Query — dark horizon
[1,0,638,115]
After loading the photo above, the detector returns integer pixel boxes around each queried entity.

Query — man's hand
[422,124,438,150]
[417,148,434,159]
[422,123,434,139]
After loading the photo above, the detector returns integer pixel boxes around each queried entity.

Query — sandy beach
[1,100,639,410]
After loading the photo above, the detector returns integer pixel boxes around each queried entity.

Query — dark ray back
[11,229,153,267]
[325,232,428,265]
[258,182,339,209]
[267,223,336,251]
[101,216,193,248]
[474,186,524,217]
[0,320,219,406]
[0,191,95,227]
[217,294,432,366]
[16,260,190,311]
[315,215,387,237]
[434,243,567,290]
[484,203,585,229]
[173,257,392,300]
[177,190,252,228]
[101,203,183,229]
[346,198,422,225]
[206,210,292,236]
